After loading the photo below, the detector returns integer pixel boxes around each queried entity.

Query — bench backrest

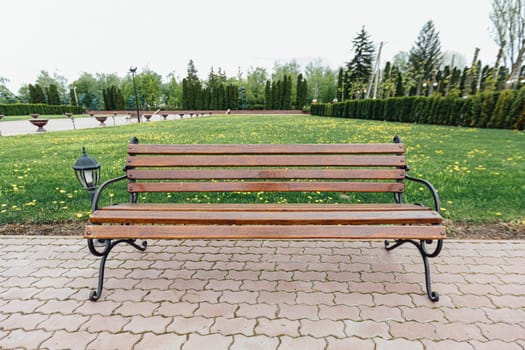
[125,143,407,195]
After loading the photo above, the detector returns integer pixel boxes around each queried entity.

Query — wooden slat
[85,224,446,240]
[127,169,406,180]
[127,181,404,193]
[127,155,406,167]
[128,143,405,155]
[89,210,442,225]
[102,203,433,212]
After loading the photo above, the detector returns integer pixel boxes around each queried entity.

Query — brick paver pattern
[1,236,524,349]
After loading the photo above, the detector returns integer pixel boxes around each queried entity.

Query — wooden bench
[84,135,446,302]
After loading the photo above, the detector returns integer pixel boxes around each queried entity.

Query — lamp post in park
[129,67,141,123]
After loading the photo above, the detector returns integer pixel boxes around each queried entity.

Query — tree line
[1,0,524,119]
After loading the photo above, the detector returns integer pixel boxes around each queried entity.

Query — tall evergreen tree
[336,68,344,101]
[408,20,443,95]
[345,26,375,99]
[265,80,272,109]
[47,84,61,105]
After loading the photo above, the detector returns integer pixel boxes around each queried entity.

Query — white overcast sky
[1,0,498,92]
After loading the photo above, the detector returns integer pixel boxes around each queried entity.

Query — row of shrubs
[0,104,85,116]
[311,88,525,130]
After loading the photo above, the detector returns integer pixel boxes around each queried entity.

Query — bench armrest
[91,175,127,212]
[405,174,441,213]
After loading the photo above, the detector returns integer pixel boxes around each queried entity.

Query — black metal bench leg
[87,238,147,301]
[384,239,443,302]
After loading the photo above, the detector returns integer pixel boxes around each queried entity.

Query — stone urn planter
[65,113,73,118]
[95,116,107,126]
[30,113,40,119]
[29,119,48,132]
[179,113,185,119]
[161,114,169,120]
[143,114,152,121]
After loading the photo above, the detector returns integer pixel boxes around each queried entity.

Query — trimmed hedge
[0,104,85,116]
[311,89,525,130]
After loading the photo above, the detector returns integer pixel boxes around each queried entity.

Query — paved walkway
[0,114,188,136]
[0,237,524,349]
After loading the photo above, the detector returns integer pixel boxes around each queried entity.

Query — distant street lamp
[129,67,141,123]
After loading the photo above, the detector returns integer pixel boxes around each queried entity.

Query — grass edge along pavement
[0,114,523,229]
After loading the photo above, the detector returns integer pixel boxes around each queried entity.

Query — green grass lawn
[0,114,523,225]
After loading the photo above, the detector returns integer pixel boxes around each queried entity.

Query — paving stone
[399,306,446,322]
[154,301,198,317]
[477,323,525,342]
[0,329,52,349]
[326,336,375,350]
[434,322,486,342]
[41,330,97,350]
[182,333,233,350]
[258,291,297,304]
[87,332,141,350]
[374,338,424,350]
[1,299,45,314]
[35,299,82,314]
[318,304,360,320]
[182,290,221,303]
[210,316,256,336]
[300,319,346,338]
[468,340,523,350]
[236,303,278,319]
[279,303,318,320]
[167,316,214,335]
[123,315,171,334]
[255,317,300,337]
[37,313,90,332]
[81,314,131,333]
[219,290,258,304]
[114,301,158,316]
[0,313,49,331]
[442,307,490,323]
[359,305,404,322]
[195,302,237,318]
[388,320,437,340]
[278,336,326,350]
[344,320,390,338]
[135,333,187,350]
[230,334,279,350]
[296,291,334,305]
[420,339,474,350]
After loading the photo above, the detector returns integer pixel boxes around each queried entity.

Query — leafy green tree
[245,67,268,108]
[345,26,375,99]
[304,59,337,103]
[408,20,442,95]
[71,73,99,109]
[36,70,68,102]
[0,77,16,103]
[163,72,182,108]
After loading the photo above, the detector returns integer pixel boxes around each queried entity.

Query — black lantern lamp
[73,147,101,203]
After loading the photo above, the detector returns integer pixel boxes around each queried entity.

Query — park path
[1,236,524,349]
[0,114,183,137]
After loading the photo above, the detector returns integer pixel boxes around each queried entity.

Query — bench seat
[83,136,445,302]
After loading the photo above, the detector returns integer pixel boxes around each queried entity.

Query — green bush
[0,103,84,116]
[311,91,524,129]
